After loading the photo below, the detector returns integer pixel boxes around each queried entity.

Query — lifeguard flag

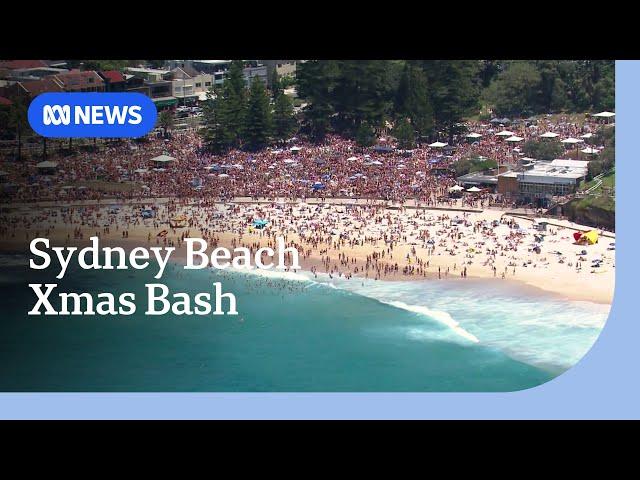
[573,232,583,242]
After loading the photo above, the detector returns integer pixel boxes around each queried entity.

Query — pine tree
[271,68,282,99]
[421,60,481,142]
[393,117,415,150]
[297,60,338,141]
[272,91,296,143]
[224,60,248,148]
[200,87,231,154]
[355,122,375,148]
[243,77,272,151]
[394,62,434,137]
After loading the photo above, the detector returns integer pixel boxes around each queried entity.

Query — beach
[0,197,615,304]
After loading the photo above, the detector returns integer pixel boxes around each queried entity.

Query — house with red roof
[51,70,105,92]
[98,70,126,91]
[0,60,48,70]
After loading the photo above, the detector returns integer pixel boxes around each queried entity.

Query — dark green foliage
[243,77,273,151]
[393,117,415,149]
[272,91,297,142]
[355,122,376,147]
[395,62,433,137]
[523,139,564,161]
[454,156,498,177]
[485,60,615,115]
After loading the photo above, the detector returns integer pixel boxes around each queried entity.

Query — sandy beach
[0,197,615,304]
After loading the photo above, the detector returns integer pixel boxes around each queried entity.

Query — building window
[195,82,201,88]
[205,81,211,86]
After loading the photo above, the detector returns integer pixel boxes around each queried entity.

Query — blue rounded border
[0,61,635,419]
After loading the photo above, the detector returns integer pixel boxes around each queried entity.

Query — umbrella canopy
[505,135,524,142]
[347,156,358,161]
[580,132,594,139]
[290,146,302,151]
[466,186,482,192]
[428,141,448,148]
[592,111,615,118]
[540,132,559,138]
[495,130,514,137]
[150,154,175,163]
[466,132,482,138]
[581,147,599,154]
[449,185,465,192]
[218,173,230,178]
[36,161,59,168]
[561,137,583,144]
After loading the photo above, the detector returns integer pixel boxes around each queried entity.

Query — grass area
[581,170,615,192]
[574,194,615,212]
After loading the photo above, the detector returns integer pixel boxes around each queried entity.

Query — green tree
[355,122,376,147]
[200,87,231,153]
[270,69,282,99]
[523,139,564,161]
[393,117,415,149]
[331,60,392,135]
[272,91,296,143]
[297,60,338,141]
[485,62,542,116]
[243,77,272,151]
[394,62,433,137]
[222,60,248,148]
[7,97,30,162]
[158,110,174,138]
[421,60,481,142]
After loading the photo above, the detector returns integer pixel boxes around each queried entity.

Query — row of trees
[200,61,296,153]
[297,60,482,145]
[483,60,615,117]
[295,60,615,146]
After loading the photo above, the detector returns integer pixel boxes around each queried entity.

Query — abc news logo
[42,105,143,126]
[28,93,157,138]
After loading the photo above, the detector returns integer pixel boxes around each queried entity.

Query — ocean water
[0,253,609,391]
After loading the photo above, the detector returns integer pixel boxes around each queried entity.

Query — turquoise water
[0,254,608,391]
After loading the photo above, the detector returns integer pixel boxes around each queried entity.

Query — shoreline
[0,235,612,306]
[0,199,615,305]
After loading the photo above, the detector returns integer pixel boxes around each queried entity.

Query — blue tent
[141,209,154,219]
[253,219,268,229]
[312,182,326,190]
[373,145,394,153]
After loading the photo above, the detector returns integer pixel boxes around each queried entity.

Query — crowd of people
[0,114,608,207]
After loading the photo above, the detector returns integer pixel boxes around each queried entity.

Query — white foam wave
[226,266,312,282]
[381,300,479,343]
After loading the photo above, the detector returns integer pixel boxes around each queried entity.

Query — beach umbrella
[466,132,482,139]
[581,147,599,155]
[580,132,594,139]
[466,186,482,192]
[449,185,465,192]
[283,159,296,164]
[505,135,524,142]
[561,138,583,145]
[490,118,502,124]
[290,146,302,152]
[539,132,559,138]
[495,130,514,137]
[218,173,230,178]
[428,141,448,148]
[592,111,615,118]
[347,156,358,161]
